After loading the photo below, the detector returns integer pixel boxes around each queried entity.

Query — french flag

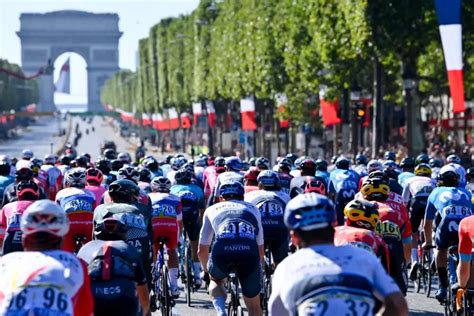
[192,102,202,126]
[206,101,216,128]
[435,0,465,113]
[319,87,341,127]
[240,98,257,131]
[142,113,152,126]
[152,113,164,130]
[168,108,180,130]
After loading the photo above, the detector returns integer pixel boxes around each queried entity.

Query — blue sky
[0,0,199,104]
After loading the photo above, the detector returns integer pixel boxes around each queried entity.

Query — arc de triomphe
[17,11,122,112]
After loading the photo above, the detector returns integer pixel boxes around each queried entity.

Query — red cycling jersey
[458,215,474,262]
[55,187,96,252]
[334,225,391,273]
[374,202,412,244]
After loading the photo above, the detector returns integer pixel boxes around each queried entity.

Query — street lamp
[402,67,417,156]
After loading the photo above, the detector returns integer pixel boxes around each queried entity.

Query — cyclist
[41,154,63,200]
[401,163,435,278]
[0,159,14,202]
[204,156,225,202]
[360,177,412,295]
[95,156,115,185]
[103,166,151,207]
[209,156,244,206]
[445,154,466,187]
[149,176,183,297]
[465,167,474,195]
[457,214,474,290]
[269,192,408,315]
[15,149,34,170]
[353,154,368,177]
[359,159,383,189]
[429,158,442,180]
[423,169,473,303]
[0,200,94,316]
[85,168,106,205]
[398,157,416,188]
[0,180,40,254]
[136,166,153,194]
[94,179,154,288]
[57,154,72,175]
[244,167,260,193]
[78,217,151,316]
[2,167,46,206]
[415,153,430,166]
[303,177,327,195]
[255,156,271,171]
[244,170,291,265]
[167,156,187,184]
[289,158,318,198]
[384,150,397,162]
[170,167,205,288]
[335,199,391,272]
[55,167,96,252]
[199,180,264,316]
[277,158,293,195]
[117,152,132,166]
[327,156,360,224]
[383,161,403,195]
[315,159,330,185]
[143,156,163,178]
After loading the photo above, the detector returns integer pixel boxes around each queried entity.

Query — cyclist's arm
[137,284,151,316]
[457,218,472,288]
[198,212,213,272]
[382,292,408,316]
[73,259,94,316]
[423,198,436,246]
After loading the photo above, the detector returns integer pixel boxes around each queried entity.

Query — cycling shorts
[94,296,138,316]
[182,211,200,242]
[435,219,460,249]
[153,224,178,250]
[384,238,407,295]
[208,251,261,298]
[264,234,289,265]
[63,222,93,253]
[409,197,428,231]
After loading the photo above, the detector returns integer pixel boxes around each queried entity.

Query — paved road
[2,115,446,315]
[0,116,65,158]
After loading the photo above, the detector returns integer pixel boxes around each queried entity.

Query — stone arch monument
[17,10,122,112]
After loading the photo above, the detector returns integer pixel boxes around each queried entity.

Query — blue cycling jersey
[315,170,330,187]
[170,183,205,213]
[328,169,359,195]
[425,186,473,221]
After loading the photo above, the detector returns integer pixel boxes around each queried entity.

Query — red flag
[206,101,216,128]
[192,102,202,126]
[240,98,257,131]
[277,105,290,128]
[320,99,341,127]
[181,112,192,129]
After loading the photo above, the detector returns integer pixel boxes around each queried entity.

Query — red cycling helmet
[304,177,326,195]
[16,180,40,200]
[86,168,104,185]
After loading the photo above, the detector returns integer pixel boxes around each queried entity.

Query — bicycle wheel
[161,265,171,316]
[185,244,193,306]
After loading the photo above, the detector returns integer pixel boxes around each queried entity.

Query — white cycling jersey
[402,175,435,204]
[269,244,400,316]
[0,250,88,316]
[199,200,264,247]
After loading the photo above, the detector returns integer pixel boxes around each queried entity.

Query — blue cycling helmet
[446,154,461,165]
[355,154,368,165]
[429,158,442,168]
[225,156,242,171]
[335,156,350,170]
[219,180,244,199]
[284,193,336,231]
[384,151,396,161]
[257,170,280,188]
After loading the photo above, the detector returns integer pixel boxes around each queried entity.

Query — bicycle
[227,270,244,316]
[151,237,175,316]
[261,246,273,316]
[178,231,195,306]
[415,234,436,297]
[445,246,460,316]
[455,287,474,315]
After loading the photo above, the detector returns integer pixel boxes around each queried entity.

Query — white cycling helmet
[22,149,34,160]
[65,167,87,187]
[367,160,383,173]
[21,200,69,237]
[44,154,56,165]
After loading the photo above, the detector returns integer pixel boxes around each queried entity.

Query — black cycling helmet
[467,167,474,182]
[335,157,350,170]
[278,158,292,173]
[59,155,72,166]
[368,170,390,183]
[400,157,415,169]
[16,168,34,181]
[384,151,396,161]
[415,153,430,165]
[165,155,173,164]
[285,153,298,165]
[437,170,459,187]
[315,159,328,172]
[214,156,226,173]
[355,154,368,166]
[299,159,316,172]
[108,179,140,203]
[95,157,112,175]
[136,167,153,183]
[256,157,271,171]
[0,160,10,176]
[117,166,140,183]
[429,158,442,168]
[143,157,159,172]
[111,159,124,172]
[75,155,89,168]
[174,168,193,184]
[94,217,128,241]
[103,148,117,160]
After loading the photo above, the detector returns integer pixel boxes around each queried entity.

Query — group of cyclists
[1,144,474,315]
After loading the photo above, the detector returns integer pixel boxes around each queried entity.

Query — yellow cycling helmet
[414,163,432,177]
[344,199,380,231]
[360,177,390,202]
